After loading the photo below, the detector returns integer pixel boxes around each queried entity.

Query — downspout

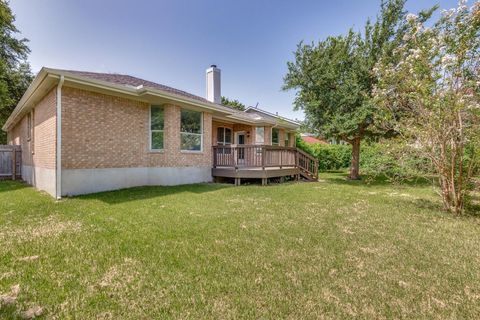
[55,76,64,199]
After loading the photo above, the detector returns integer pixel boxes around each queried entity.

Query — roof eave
[2,68,58,131]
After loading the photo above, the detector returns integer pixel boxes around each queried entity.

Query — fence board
[0,145,21,179]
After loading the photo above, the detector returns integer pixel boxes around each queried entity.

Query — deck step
[299,169,317,182]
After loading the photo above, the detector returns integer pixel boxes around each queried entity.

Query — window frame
[149,105,165,151]
[272,128,280,146]
[217,127,232,146]
[180,108,203,152]
[285,131,289,147]
[255,126,265,145]
[27,112,32,141]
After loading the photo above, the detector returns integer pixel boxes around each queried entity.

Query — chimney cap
[210,64,217,68]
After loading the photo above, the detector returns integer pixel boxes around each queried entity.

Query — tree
[283,0,407,179]
[0,0,33,143]
[374,1,480,214]
[221,96,246,111]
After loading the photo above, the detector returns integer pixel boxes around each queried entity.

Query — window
[272,128,279,145]
[181,109,202,151]
[27,112,32,141]
[285,132,290,147]
[150,106,164,150]
[27,110,34,154]
[217,127,232,146]
[217,127,232,154]
[255,127,264,145]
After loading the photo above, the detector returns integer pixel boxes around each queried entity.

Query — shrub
[296,136,431,179]
[296,136,351,171]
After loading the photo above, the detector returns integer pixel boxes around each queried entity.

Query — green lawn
[1,173,480,319]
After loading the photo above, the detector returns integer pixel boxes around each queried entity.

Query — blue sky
[10,0,458,120]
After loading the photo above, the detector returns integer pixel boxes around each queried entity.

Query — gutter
[55,75,64,199]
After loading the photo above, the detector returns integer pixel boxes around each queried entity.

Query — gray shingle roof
[60,69,211,104]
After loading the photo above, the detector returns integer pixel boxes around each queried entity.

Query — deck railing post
[261,146,266,170]
[213,146,217,168]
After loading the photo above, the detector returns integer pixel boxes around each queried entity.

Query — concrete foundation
[22,165,56,197]
[61,166,212,196]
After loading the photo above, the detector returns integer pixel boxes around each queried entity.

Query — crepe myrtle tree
[374,0,480,214]
[283,0,407,180]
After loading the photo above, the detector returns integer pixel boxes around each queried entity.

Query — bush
[296,136,351,171]
[296,136,431,179]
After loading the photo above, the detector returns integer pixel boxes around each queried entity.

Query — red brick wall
[61,87,212,169]
[7,88,57,169]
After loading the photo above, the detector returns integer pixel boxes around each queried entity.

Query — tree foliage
[283,0,408,179]
[374,0,480,214]
[0,0,33,143]
[221,96,246,111]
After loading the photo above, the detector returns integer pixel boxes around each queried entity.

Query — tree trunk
[349,138,361,180]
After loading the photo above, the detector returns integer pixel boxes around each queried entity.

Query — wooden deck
[212,145,318,185]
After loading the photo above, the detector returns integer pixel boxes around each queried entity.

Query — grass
[1,172,480,319]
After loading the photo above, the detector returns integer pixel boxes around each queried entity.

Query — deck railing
[213,145,318,179]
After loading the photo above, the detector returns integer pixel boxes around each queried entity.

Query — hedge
[296,136,430,178]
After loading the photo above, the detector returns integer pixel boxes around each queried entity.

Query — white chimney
[206,65,221,104]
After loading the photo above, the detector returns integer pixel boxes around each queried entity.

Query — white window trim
[180,108,203,153]
[149,105,164,152]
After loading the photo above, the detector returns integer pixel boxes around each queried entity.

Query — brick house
[3,66,317,198]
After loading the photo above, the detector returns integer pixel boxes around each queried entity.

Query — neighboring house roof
[2,67,300,131]
[301,135,328,145]
[244,106,300,127]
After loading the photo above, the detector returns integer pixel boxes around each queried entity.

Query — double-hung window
[285,132,290,147]
[150,106,164,150]
[217,127,232,154]
[272,128,279,146]
[181,109,203,151]
[255,127,264,145]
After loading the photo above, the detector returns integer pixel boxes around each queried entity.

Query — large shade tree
[0,0,33,143]
[283,0,408,179]
[221,96,246,111]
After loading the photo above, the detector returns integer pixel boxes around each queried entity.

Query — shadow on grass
[0,304,23,319]
[75,183,232,205]
[0,180,29,193]
[320,171,432,188]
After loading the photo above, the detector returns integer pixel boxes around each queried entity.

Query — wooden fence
[0,145,21,180]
